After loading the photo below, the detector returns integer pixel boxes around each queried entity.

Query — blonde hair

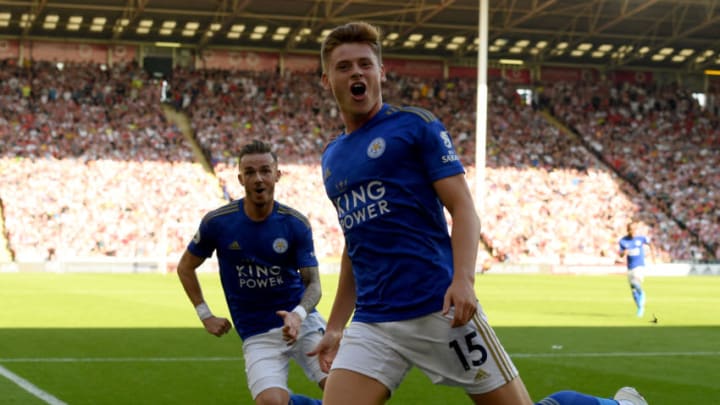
[320,21,382,73]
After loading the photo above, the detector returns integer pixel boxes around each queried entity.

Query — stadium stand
[0,60,225,263]
[543,80,719,260]
[0,57,717,269]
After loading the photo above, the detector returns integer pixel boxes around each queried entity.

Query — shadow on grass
[0,327,718,404]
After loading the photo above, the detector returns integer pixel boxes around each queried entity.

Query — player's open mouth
[350,83,366,96]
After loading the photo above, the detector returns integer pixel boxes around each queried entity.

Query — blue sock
[289,393,322,405]
[535,390,618,405]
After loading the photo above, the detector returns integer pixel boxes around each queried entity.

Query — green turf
[0,272,718,404]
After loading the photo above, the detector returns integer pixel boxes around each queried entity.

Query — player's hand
[443,279,478,327]
[201,316,232,337]
[307,328,342,373]
[276,310,303,345]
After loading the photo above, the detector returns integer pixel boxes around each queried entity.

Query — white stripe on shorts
[472,312,515,383]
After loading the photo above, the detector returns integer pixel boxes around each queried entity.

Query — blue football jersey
[188,200,318,340]
[618,235,650,270]
[321,103,465,323]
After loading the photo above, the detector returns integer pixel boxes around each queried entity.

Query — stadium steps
[161,104,214,175]
[539,110,585,143]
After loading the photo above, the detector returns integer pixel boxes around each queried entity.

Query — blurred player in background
[618,221,656,317]
[310,21,648,405]
[177,140,324,405]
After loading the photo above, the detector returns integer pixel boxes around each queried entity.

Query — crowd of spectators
[0,59,224,260]
[168,68,339,166]
[478,87,703,263]
[1,58,717,265]
[176,67,711,263]
[542,79,719,259]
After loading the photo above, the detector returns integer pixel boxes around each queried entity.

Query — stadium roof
[1,0,719,72]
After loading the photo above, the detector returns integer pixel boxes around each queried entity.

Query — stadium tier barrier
[1,257,719,276]
[497,262,720,276]
[0,256,215,274]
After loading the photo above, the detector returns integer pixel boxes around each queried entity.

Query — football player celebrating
[178,140,324,405]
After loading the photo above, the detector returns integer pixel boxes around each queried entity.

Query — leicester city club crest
[367,137,386,159]
[272,238,289,253]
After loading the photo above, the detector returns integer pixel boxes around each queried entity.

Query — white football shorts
[627,265,645,285]
[243,311,327,399]
[330,305,519,395]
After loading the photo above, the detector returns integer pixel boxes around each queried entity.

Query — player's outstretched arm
[297,265,323,313]
[177,250,232,337]
[434,174,481,327]
[277,265,322,344]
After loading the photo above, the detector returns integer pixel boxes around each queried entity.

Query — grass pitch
[0,271,718,404]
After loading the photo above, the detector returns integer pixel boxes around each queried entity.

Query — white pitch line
[0,356,244,363]
[0,365,67,405]
[510,351,720,358]
[0,351,719,363]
